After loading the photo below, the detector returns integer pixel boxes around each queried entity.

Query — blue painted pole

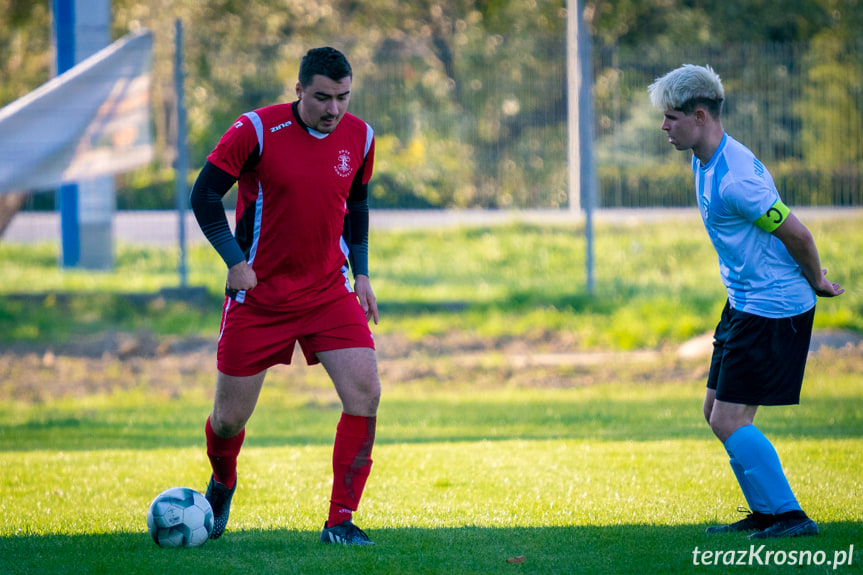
[53,0,80,267]
[52,0,113,269]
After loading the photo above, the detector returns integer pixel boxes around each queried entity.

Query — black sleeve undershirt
[345,161,370,277]
[189,161,245,268]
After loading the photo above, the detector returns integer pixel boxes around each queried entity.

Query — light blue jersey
[694,133,815,318]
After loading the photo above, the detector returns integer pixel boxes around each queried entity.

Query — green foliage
[773,163,863,206]
[0,0,50,108]
[598,161,863,208]
[797,34,863,172]
[591,0,835,48]
[4,1,862,209]
[598,163,693,208]
[114,165,201,210]
[370,134,476,208]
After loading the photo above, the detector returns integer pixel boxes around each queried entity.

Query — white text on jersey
[270,121,293,133]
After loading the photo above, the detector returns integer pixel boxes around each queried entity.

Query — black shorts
[707,300,815,406]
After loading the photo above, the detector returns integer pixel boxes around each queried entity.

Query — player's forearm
[786,239,823,289]
[774,214,823,289]
[347,194,369,277]
[190,162,246,268]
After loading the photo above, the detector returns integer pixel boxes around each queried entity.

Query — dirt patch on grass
[1,329,861,402]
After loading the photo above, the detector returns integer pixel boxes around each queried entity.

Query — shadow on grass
[0,287,717,353]
[2,522,861,575]
[375,287,715,317]
[1,395,861,452]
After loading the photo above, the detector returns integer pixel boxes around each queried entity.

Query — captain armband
[754,200,790,233]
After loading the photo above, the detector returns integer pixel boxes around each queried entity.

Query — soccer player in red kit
[190,47,380,545]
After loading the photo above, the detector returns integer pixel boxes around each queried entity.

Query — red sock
[328,413,376,527]
[205,416,245,489]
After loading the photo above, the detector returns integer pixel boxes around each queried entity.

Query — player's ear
[694,107,708,126]
[295,81,302,99]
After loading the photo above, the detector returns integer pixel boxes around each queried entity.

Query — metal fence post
[174,19,188,289]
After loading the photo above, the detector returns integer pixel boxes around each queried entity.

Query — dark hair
[299,47,352,87]
[678,96,724,118]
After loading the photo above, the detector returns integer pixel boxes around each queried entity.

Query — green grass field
[1,215,862,573]
[1,352,861,574]
[2,214,861,348]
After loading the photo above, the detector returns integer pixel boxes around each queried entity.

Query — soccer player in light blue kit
[648,64,844,539]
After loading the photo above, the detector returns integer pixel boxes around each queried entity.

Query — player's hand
[226,260,257,292]
[354,275,379,325]
[814,268,844,298]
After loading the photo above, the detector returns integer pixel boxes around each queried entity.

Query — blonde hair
[648,64,725,117]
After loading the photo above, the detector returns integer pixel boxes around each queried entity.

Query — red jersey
[207,102,375,311]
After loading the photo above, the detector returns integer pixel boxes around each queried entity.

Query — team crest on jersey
[334,149,353,178]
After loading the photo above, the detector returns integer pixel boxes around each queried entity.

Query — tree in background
[0,0,51,108]
[1,0,861,209]
[796,6,863,175]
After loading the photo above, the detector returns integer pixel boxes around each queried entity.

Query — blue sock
[726,451,771,514]
[724,425,801,515]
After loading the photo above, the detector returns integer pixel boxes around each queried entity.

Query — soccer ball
[146,487,214,548]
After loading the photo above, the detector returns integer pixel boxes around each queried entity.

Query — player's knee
[359,377,381,404]
[702,403,713,424]
[708,413,738,443]
[702,392,716,424]
[708,417,725,439]
[210,413,246,438]
[352,377,381,415]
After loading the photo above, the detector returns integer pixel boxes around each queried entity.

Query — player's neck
[693,125,725,165]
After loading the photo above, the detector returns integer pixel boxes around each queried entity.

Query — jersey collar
[292,100,331,140]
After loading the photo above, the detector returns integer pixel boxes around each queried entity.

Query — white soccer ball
[146,487,214,548]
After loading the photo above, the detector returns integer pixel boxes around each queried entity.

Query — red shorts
[216,292,375,377]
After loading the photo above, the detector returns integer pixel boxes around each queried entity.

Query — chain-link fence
[15,36,863,215]
[595,39,863,208]
[270,37,863,209]
[337,37,863,209]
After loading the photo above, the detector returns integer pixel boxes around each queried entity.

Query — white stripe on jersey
[339,235,353,293]
[235,184,264,304]
[363,123,374,158]
[243,111,265,154]
[218,297,232,342]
